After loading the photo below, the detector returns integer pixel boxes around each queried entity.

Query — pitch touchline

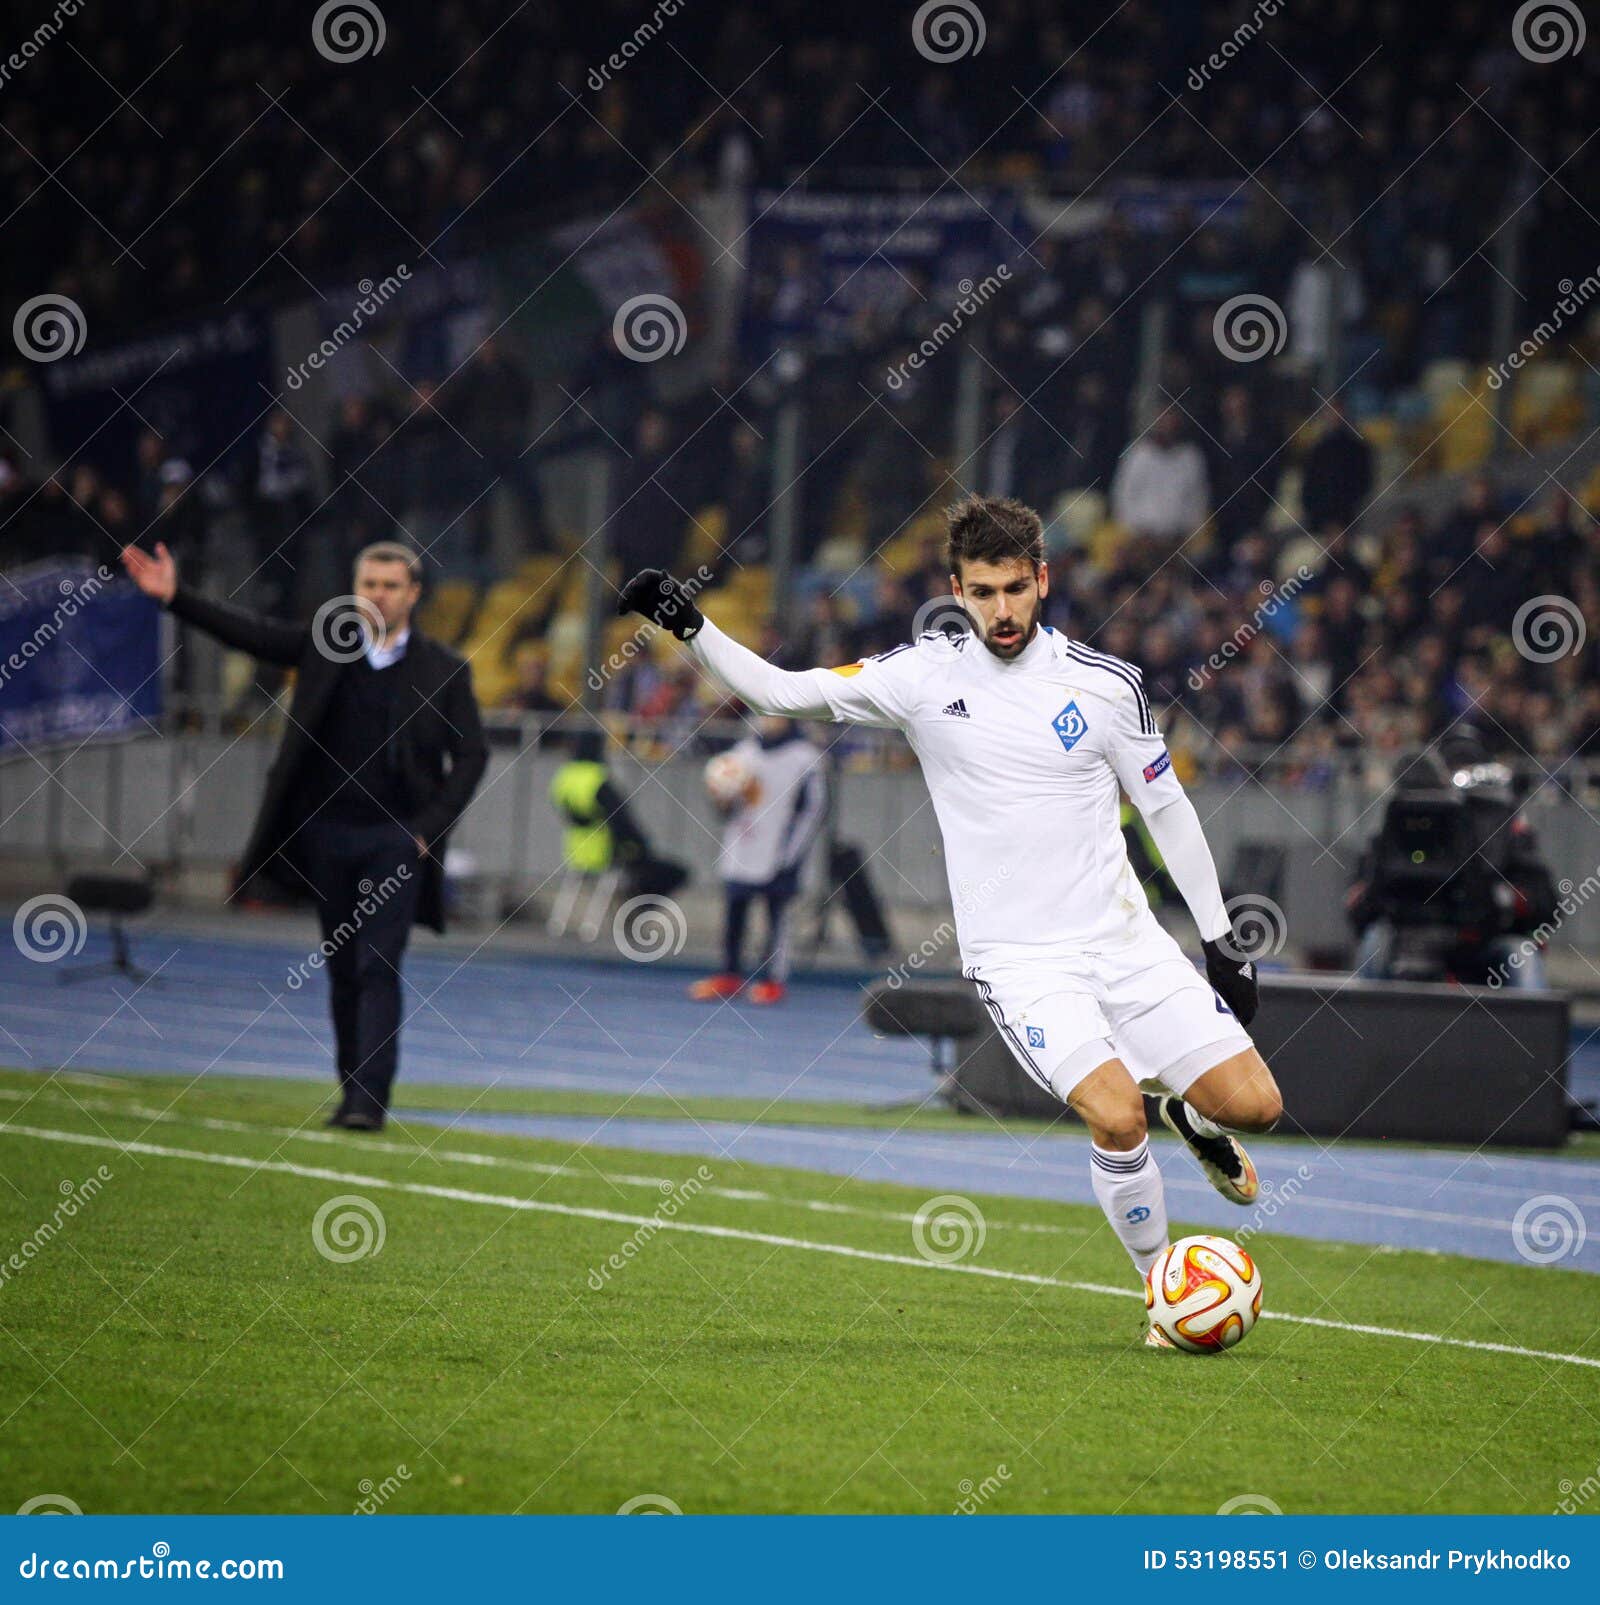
[5,1086,1583,1233]
[3,1120,1597,1372]
[0,1090,1083,1238]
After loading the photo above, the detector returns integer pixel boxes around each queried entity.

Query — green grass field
[1,1067,1596,1515]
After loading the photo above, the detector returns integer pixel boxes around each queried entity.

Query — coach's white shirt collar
[367,626,410,670]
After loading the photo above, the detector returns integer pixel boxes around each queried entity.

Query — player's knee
[1093,1101,1148,1152]
[1227,1083,1282,1133]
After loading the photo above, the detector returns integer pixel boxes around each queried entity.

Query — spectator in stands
[256,411,315,612]
[1110,407,1210,543]
[449,335,548,556]
[504,650,563,720]
[719,421,771,570]
[1208,384,1279,543]
[614,408,684,578]
[396,382,470,579]
[1456,520,1536,633]
[1528,488,1592,595]
[1433,473,1499,580]
[793,590,857,669]
[982,392,1050,510]
[1059,372,1122,495]
[856,570,918,658]
[1300,399,1374,534]
[329,395,391,544]
[60,464,109,562]
[134,430,168,528]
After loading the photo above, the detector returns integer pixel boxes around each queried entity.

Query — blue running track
[2,921,1596,1274]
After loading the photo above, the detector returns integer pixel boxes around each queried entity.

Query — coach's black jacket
[167,586,488,933]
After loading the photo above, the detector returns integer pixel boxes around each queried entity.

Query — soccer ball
[1145,1235,1262,1353]
[704,751,756,807]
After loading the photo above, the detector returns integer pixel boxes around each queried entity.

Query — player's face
[951,557,1049,660]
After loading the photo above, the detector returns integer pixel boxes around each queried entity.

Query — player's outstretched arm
[1107,682,1257,1022]
[1142,794,1259,1022]
[618,568,851,722]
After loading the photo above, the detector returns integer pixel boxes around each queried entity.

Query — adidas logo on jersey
[942,699,970,718]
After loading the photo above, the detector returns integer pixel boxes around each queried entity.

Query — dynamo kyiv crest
[1052,701,1088,752]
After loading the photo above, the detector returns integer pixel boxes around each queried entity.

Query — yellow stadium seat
[682,504,727,568]
[699,595,760,646]
[1432,371,1493,474]
[1510,360,1583,449]
[416,578,478,646]
[721,565,772,611]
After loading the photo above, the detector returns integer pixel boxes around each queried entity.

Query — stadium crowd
[3,2,1599,788]
[4,1,1595,347]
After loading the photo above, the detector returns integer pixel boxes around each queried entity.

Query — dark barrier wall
[1250,976,1570,1148]
[866,976,1572,1148]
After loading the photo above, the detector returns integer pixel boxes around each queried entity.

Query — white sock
[1183,1102,1226,1138]
[1090,1138,1169,1279]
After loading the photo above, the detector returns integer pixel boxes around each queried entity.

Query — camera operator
[1346,726,1559,988]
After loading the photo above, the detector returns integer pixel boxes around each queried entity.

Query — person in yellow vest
[550,730,648,875]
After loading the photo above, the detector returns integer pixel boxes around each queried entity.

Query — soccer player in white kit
[619,495,1284,1345]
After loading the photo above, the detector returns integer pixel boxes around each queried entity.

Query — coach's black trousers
[301,816,423,1119]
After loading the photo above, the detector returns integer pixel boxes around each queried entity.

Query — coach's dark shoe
[1158,1096,1258,1206]
[324,1108,354,1128]
[339,1110,386,1132]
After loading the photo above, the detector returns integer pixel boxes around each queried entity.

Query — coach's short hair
[945,494,1044,576]
[354,541,423,583]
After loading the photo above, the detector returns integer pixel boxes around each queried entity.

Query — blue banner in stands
[37,309,271,486]
[741,189,1027,359]
[0,559,161,755]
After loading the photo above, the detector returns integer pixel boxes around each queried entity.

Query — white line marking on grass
[0,1090,1084,1237]
[3,1119,1598,1372]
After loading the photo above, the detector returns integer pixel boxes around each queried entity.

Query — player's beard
[980,597,1041,660]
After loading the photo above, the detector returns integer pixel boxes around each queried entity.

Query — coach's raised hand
[618,567,704,641]
[120,541,178,605]
[1202,936,1259,1025]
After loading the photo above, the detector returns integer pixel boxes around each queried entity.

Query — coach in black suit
[121,538,488,1130]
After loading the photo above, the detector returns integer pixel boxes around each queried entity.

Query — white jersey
[716,732,827,885]
[690,620,1188,964]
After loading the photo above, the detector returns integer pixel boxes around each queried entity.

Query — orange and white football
[1145,1234,1263,1354]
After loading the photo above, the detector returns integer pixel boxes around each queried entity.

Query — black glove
[617,568,704,641]
[1202,936,1259,1026]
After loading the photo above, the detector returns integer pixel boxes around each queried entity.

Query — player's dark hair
[945,494,1044,577]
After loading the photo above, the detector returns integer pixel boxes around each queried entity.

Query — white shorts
[963,921,1254,1104]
